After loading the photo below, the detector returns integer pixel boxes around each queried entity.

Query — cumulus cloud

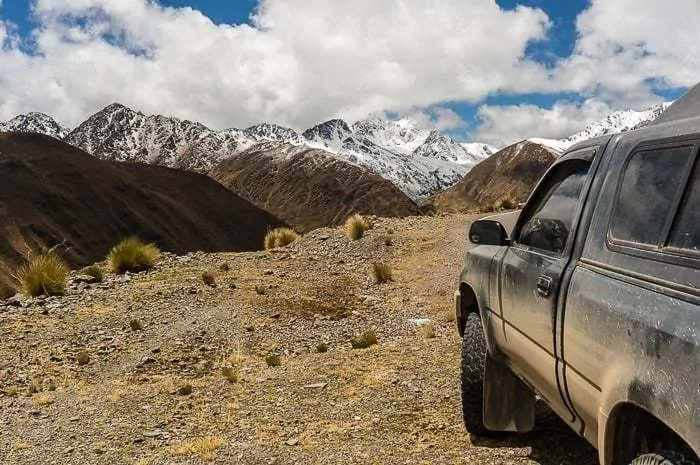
[473,99,614,147]
[405,107,467,132]
[0,0,550,129]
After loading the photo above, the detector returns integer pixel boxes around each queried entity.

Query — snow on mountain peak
[0,112,69,139]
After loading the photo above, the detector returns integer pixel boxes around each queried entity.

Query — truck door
[498,154,594,422]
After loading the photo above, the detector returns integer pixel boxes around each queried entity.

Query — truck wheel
[460,311,491,437]
[630,451,699,465]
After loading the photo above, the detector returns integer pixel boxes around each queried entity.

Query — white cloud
[405,107,467,132]
[0,0,550,130]
[472,99,614,147]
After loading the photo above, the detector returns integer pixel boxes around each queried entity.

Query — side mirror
[469,220,510,246]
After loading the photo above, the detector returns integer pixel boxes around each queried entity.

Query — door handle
[536,275,553,298]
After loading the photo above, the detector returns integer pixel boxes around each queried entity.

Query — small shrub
[219,262,230,272]
[201,271,216,287]
[265,354,281,367]
[350,330,379,349]
[177,383,193,396]
[419,323,437,339]
[129,319,143,331]
[76,351,90,366]
[222,366,239,383]
[3,386,18,397]
[264,227,299,250]
[170,436,224,461]
[34,392,54,406]
[345,213,371,240]
[499,198,518,210]
[15,252,69,297]
[373,262,393,284]
[82,265,104,283]
[108,237,160,274]
[316,342,329,353]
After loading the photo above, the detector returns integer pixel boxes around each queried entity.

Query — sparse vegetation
[201,271,216,287]
[177,383,193,396]
[15,252,69,297]
[264,227,299,250]
[82,264,105,282]
[108,237,160,274]
[419,323,437,339]
[265,354,281,367]
[350,330,379,349]
[219,262,230,272]
[498,197,519,210]
[130,319,144,331]
[384,235,393,246]
[345,213,372,240]
[221,366,239,383]
[170,436,224,462]
[34,392,54,406]
[76,351,90,365]
[316,342,329,353]
[255,285,267,295]
[372,262,393,284]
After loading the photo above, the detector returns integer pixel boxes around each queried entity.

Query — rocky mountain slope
[531,102,672,153]
[429,140,558,212]
[4,105,493,201]
[0,112,69,139]
[0,132,284,297]
[211,143,420,232]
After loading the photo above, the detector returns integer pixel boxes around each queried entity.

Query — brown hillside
[0,132,284,297]
[210,143,421,232]
[429,140,557,212]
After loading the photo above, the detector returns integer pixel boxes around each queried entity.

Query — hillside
[211,143,420,232]
[0,132,284,297]
[429,140,558,212]
[0,213,596,464]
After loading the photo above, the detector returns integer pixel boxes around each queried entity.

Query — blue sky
[0,0,696,146]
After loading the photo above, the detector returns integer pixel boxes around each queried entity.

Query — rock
[228,283,237,290]
[285,437,299,446]
[177,384,193,396]
[263,269,274,276]
[72,274,97,284]
[6,294,22,307]
[303,382,328,389]
[318,235,330,241]
[69,416,80,422]
[142,430,164,438]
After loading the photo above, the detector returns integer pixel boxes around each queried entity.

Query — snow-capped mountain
[0,112,69,139]
[243,123,304,144]
[531,102,672,153]
[65,104,255,172]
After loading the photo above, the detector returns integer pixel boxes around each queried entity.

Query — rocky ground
[0,214,597,464]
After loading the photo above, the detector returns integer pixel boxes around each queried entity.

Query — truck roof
[651,81,700,125]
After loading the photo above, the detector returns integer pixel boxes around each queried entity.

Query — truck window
[669,158,700,253]
[517,160,590,255]
[610,146,692,247]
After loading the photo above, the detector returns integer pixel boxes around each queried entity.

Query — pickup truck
[455,83,700,465]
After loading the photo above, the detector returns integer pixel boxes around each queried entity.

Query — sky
[0,0,697,147]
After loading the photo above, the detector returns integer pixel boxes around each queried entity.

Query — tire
[630,451,700,465]
[460,311,490,436]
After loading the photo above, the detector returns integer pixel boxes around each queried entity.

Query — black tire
[460,311,491,436]
[630,451,700,465]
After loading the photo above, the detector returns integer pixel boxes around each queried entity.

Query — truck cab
[455,83,700,465]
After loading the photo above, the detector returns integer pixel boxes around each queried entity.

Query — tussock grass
[264,227,299,250]
[82,264,105,282]
[108,237,160,274]
[170,436,224,462]
[15,252,69,297]
[201,271,216,287]
[316,342,329,353]
[345,213,372,240]
[34,392,54,406]
[419,323,437,339]
[372,262,393,284]
[350,330,378,349]
[219,262,230,272]
[265,354,281,367]
[498,197,519,210]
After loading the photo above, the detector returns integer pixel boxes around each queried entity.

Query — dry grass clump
[350,330,379,349]
[419,323,437,339]
[15,252,69,297]
[221,366,239,383]
[372,262,393,284]
[265,354,281,367]
[129,319,143,331]
[170,436,224,462]
[264,227,299,250]
[219,262,230,272]
[345,213,372,240]
[34,392,54,406]
[201,271,216,287]
[108,237,160,274]
[316,342,329,353]
[384,235,393,246]
[255,285,267,295]
[498,197,519,210]
[82,264,105,282]
[76,351,90,366]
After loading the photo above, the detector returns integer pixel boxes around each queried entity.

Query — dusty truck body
[455,84,700,465]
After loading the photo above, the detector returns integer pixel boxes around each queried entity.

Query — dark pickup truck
[455,84,700,465]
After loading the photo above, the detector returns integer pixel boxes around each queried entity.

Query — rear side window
[610,146,693,247]
[669,159,700,253]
